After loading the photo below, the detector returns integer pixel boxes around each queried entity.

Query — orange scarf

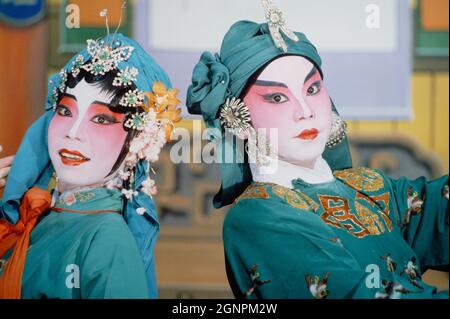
[0,187,51,299]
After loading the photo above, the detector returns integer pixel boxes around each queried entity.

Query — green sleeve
[80,215,150,299]
[223,198,447,299]
[385,174,449,271]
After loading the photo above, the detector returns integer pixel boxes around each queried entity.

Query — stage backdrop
[133,0,412,120]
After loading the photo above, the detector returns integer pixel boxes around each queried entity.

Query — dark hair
[57,63,144,179]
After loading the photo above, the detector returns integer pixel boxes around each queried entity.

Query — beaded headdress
[51,3,182,199]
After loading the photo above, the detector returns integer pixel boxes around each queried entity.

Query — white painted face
[243,56,333,169]
[48,80,128,192]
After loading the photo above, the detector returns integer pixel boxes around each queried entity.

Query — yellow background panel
[396,73,433,149]
[433,73,449,170]
[352,121,396,135]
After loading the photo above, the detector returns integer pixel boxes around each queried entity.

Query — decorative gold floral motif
[334,168,384,192]
[298,192,320,212]
[236,183,320,212]
[271,185,310,210]
[355,202,383,234]
[237,183,270,202]
[318,195,369,238]
[356,192,393,232]
[317,193,392,238]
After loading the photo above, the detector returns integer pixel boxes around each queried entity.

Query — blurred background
[0,0,448,298]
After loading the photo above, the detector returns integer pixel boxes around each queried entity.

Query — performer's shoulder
[333,167,388,193]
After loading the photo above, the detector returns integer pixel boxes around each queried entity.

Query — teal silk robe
[223,168,449,299]
[0,188,149,299]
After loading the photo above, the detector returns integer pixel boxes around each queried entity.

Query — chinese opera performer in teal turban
[186,0,449,299]
[0,27,182,298]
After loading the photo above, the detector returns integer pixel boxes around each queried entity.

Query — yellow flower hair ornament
[109,82,182,199]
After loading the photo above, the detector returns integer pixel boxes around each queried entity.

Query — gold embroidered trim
[334,167,384,192]
[236,183,320,211]
[317,192,392,238]
[237,183,270,202]
[271,185,310,210]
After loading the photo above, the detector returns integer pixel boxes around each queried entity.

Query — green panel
[49,0,133,68]
[415,1,449,58]
[59,0,132,53]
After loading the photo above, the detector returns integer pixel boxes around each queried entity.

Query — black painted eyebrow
[254,80,288,88]
[62,93,77,101]
[92,100,114,108]
[304,67,319,84]
[255,68,319,88]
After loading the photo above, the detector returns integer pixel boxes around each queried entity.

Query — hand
[0,145,14,189]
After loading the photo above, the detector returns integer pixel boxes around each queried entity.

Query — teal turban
[187,21,353,208]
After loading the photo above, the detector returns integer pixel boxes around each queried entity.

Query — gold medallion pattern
[334,168,384,192]
[317,192,392,238]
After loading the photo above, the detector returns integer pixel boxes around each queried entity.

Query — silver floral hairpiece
[50,37,136,110]
[124,112,148,131]
[119,88,145,107]
[261,0,299,52]
[220,97,253,139]
[50,4,137,110]
[113,66,139,86]
[50,70,68,110]
[70,55,85,77]
[81,4,134,77]
[50,87,59,111]
[220,98,280,168]
[81,39,134,76]
[58,70,68,92]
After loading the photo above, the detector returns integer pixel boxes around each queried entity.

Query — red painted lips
[58,149,90,166]
[298,128,319,140]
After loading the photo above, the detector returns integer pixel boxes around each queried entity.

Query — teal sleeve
[223,198,448,299]
[80,215,150,299]
[385,174,449,271]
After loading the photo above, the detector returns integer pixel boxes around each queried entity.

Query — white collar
[250,157,335,189]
